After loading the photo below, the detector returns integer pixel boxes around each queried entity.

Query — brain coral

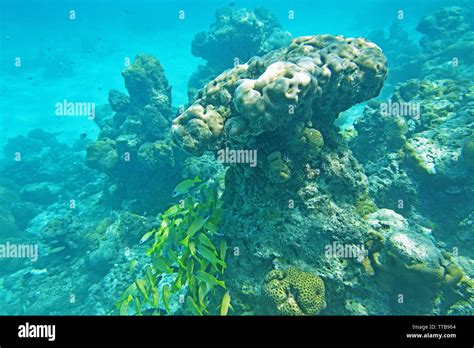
[263,267,326,315]
[172,35,387,156]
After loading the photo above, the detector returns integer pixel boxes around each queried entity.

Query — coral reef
[85,54,187,214]
[366,209,473,314]
[368,21,421,85]
[173,34,390,314]
[1,2,473,318]
[187,6,292,102]
[350,79,474,259]
[416,6,474,80]
[263,267,326,315]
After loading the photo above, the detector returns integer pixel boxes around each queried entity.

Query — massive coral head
[172,34,387,157]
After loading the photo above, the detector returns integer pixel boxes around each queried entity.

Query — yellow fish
[220,291,231,316]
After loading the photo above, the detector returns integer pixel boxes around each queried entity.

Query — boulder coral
[365,209,472,313]
[263,267,326,315]
[173,34,387,156]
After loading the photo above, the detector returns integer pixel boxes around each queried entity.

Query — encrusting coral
[263,267,326,315]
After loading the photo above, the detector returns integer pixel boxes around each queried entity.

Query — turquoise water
[0,0,472,315]
[0,0,452,146]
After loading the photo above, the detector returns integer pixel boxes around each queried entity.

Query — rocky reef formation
[85,54,187,214]
[365,209,472,314]
[416,6,474,80]
[367,21,421,86]
[367,6,474,89]
[344,5,474,315]
[188,6,292,102]
[172,34,398,314]
[350,79,474,256]
[414,6,474,81]
[0,129,161,314]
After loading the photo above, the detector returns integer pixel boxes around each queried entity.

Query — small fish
[49,246,66,254]
[79,133,87,139]
[123,9,129,14]
[228,2,236,7]
[3,36,11,40]
[29,268,48,276]
[445,185,462,194]
[220,291,231,316]
[172,176,202,197]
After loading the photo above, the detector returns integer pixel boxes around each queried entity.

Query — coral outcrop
[416,6,474,80]
[174,35,387,155]
[173,34,389,314]
[350,79,474,259]
[188,6,292,102]
[365,209,473,314]
[85,54,187,213]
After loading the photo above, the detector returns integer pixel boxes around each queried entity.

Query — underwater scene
[0,0,473,317]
